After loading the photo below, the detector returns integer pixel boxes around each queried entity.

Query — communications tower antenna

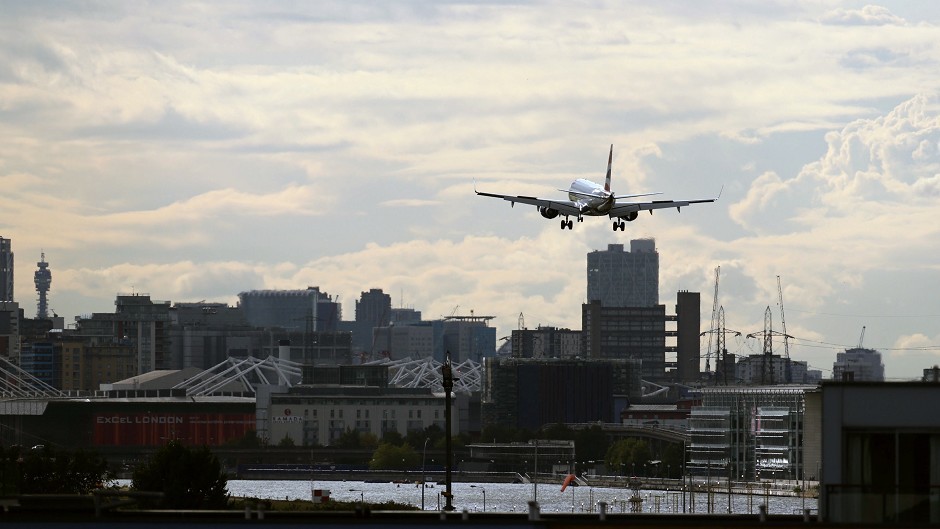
[34,252,52,319]
[518,312,525,330]
[777,275,792,383]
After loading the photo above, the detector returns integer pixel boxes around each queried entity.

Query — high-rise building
[582,301,667,380]
[481,357,642,430]
[441,315,497,363]
[76,294,171,374]
[587,240,658,307]
[355,288,391,328]
[0,237,12,302]
[832,347,885,381]
[582,290,701,382]
[34,252,51,319]
[238,288,326,330]
[0,301,20,361]
[510,326,582,359]
[371,324,434,360]
[676,291,701,383]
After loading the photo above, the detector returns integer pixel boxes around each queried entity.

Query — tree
[0,445,110,494]
[574,425,609,463]
[606,438,652,476]
[541,423,575,440]
[225,429,261,448]
[277,435,296,447]
[369,443,419,470]
[381,430,405,446]
[661,443,683,478]
[132,441,228,509]
[405,424,444,450]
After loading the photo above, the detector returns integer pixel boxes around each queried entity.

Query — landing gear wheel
[560,219,567,230]
[566,220,573,230]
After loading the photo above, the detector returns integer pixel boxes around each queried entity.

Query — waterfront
[221,479,817,515]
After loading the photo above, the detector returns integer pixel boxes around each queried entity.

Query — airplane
[475,145,721,231]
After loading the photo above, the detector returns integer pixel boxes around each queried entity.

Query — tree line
[0,422,684,508]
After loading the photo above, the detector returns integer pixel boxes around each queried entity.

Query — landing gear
[560,218,574,230]
[612,220,626,231]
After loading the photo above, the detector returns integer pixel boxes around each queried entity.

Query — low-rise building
[268,386,460,447]
[820,381,940,524]
[687,385,819,481]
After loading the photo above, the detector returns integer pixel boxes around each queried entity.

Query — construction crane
[777,276,792,383]
[705,266,720,374]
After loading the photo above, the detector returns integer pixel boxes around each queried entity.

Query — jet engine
[621,211,639,222]
[539,206,559,219]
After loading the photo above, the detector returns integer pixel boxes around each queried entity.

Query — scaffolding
[689,386,812,480]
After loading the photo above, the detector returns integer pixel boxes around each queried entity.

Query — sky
[2,1,940,380]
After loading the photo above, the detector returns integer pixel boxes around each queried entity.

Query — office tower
[238,287,325,330]
[34,252,51,319]
[587,240,658,307]
[832,347,885,382]
[676,291,701,383]
[0,237,12,302]
[0,301,20,361]
[77,294,171,374]
[355,288,391,328]
[582,300,666,380]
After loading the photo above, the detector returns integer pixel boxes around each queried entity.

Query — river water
[222,479,818,516]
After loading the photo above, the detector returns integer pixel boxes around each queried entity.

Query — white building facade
[268,388,459,446]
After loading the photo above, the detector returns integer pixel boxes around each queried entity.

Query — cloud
[5,3,940,379]
[821,5,906,26]
[381,199,440,207]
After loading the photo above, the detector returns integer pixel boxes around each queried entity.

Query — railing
[824,484,940,524]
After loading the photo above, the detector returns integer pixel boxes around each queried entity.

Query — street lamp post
[471,485,486,512]
[348,489,364,509]
[533,440,538,505]
[441,352,456,511]
[422,437,429,510]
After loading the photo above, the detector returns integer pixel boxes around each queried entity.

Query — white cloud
[4,2,940,378]
[821,5,906,26]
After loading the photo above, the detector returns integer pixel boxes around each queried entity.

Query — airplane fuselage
[568,179,614,215]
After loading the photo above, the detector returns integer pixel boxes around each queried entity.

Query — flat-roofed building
[687,385,819,480]
[268,385,461,446]
[510,326,582,359]
[832,347,884,381]
[821,381,940,524]
[482,357,642,431]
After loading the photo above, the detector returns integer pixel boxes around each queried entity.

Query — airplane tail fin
[604,144,613,193]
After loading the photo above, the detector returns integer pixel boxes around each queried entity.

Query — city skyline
[2,3,940,378]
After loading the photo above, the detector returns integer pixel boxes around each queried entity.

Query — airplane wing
[475,190,583,216]
[607,193,720,218]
